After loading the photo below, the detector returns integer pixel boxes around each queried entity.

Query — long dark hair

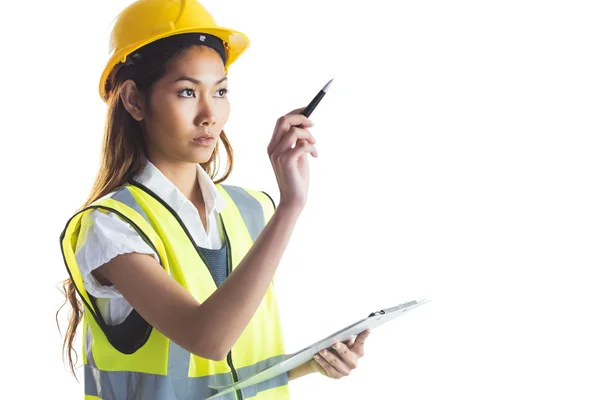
[56,43,234,377]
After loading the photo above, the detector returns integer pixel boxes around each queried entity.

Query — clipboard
[206,299,429,399]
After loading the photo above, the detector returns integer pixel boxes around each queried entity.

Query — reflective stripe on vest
[112,184,267,241]
[84,322,287,399]
[61,182,289,400]
[220,185,264,242]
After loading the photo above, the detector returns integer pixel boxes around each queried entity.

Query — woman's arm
[96,205,301,361]
[94,110,317,361]
[288,358,317,381]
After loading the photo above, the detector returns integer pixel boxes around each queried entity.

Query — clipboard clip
[368,310,385,317]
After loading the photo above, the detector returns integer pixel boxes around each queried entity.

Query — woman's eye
[216,88,229,97]
[179,89,195,98]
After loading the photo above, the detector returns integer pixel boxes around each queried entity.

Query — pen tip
[322,78,334,93]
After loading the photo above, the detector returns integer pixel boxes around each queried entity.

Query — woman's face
[142,45,230,165]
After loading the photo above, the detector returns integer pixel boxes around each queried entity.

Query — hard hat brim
[99,26,250,102]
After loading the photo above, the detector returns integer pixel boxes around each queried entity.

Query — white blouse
[74,160,226,325]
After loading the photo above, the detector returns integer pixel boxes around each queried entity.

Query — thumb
[345,336,356,348]
[286,106,306,116]
[350,330,370,349]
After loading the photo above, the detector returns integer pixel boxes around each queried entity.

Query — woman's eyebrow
[173,76,228,85]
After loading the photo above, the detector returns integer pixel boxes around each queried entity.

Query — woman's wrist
[274,202,303,222]
[288,358,318,381]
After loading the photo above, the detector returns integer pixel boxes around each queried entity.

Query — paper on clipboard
[205,299,429,399]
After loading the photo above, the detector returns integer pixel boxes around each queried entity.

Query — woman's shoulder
[217,183,277,211]
[76,186,142,237]
[79,206,138,241]
[76,204,160,268]
[216,182,274,200]
[90,185,133,205]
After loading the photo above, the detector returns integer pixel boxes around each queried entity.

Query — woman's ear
[120,80,145,121]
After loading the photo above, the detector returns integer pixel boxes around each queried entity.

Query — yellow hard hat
[99,0,250,102]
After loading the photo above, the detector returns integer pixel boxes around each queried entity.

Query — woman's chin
[188,148,215,164]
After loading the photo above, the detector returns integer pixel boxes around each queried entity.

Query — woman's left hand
[310,329,371,379]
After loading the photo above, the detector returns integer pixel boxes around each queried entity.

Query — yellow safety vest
[60,180,290,400]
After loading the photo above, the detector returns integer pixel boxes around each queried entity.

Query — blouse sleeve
[74,209,160,299]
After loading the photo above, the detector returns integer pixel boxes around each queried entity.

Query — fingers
[284,139,318,160]
[269,140,317,174]
[331,341,359,370]
[277,113,312,130]
[344,335,357,348]
[350,330,371,357]
[270,127,316,158]
[314,350,349,379]
[313,332,370,380]
[268,112,314,154]
[313,354,342,379]
[286,106,306,116]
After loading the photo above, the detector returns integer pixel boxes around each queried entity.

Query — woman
[57,0,370,399]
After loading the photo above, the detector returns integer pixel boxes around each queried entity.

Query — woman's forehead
[165,46,226,77]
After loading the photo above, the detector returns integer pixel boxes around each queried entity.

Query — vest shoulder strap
[95,183,276,245]
[89,185,168,269]
[218,184,276,242]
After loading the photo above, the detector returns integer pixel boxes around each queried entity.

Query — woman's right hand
[267,107,318,214]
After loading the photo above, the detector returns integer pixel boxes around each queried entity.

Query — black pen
[301,78,333,119]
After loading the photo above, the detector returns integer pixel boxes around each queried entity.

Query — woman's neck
[150,159,203,204]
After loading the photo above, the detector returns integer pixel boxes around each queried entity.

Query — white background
[1,0,599,399]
